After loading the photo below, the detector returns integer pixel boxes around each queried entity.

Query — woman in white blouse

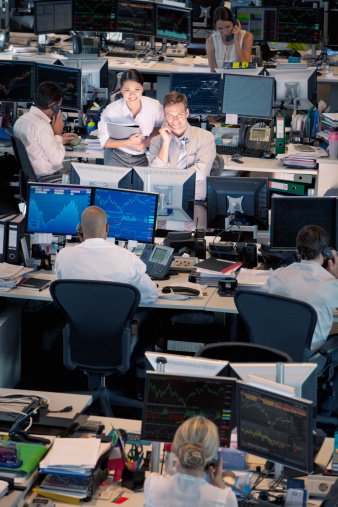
[144,416,238,507]
[98,69,164,167]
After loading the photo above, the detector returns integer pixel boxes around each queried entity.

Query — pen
[39,284,50,292]
[112,490,124,503]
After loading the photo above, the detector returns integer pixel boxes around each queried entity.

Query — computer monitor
[277,7,322,45]
[0,61,35,102]
[65,59,108,98]
[34,0,73,35]
[145,352,228,377]
[221,74,275,120]
[116,0,155,36]
[328,9,338,49]
[35,64,81,111]
[235,6,278,42]
[268,68,317,104]
[237,380,314,474]
[71,163,133,189]
[155,4,192,43]
[207,177,269,230]
[73,0,116,32]
[141,372,236,446]
[170,73,221,116]
[25,183,93,236]
[270,196,338,250]
[132,167,196,222]
[92,187,158,243]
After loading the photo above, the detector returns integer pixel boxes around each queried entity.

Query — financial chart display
[74,0,116,32]
[277,7,321,44]
[237,382,314,473]
[34,0,73,34]
[26,184,92,236]
[236,7,278,42]
[156,5,191,42]
[170,73,221,115]
[93,187,158,243]
[141,372,236,446]
[36,65,81,111]
[0,61,34,102]
[116,0,155,36]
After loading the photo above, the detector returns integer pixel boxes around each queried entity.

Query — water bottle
[329,131,338,159]
[86,120,96,136]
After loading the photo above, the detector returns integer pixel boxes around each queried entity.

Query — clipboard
[107,123,140,140]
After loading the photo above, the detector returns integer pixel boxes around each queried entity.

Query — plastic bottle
[329,131,338,159]
[86,120,96,136]
[164,443,174,476]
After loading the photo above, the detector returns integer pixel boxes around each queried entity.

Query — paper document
[236,268,272,287]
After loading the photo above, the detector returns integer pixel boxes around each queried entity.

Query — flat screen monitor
[141,372,236,446]
[207,177,269,230]
[235,6,278,42]
[35,64,81,111]
[268,67,317,103]
[34,0,73,34]
[26,183,93,236]
[170,72,221,116]
[65,59,108,92]
[0,61,35,102]
[270,196,338,250]
[116,0,155,36]
[145,352,228,377]
[155,4,192,43]
[328,9,338,48]
[132,167,195,222]
[221,74,275,120]
[237,380,314,474]
[277,7,322,44]
[71,163,132,189]
[74,0,116,32]
[92,187,158,243]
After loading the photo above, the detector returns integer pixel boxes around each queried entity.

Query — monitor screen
[116,0,155,36]
[270,196,338,250]
[34,0,73,34]
[207,177,269,229]
[155,4,192,43]
[277,7,322,44]
[141,372,236,446]
[236,6,278,42]
[74,0,116,32]
[145,352,228,377]
[328,9,338,48]
[170,72,221,116]
[93,187,158,243]
[132,167,196,223]
[36,64,81,111]
[0,61,35,102]
[71,163,132,189]
[26,183,93,236]
[221,74,275,119]
[237,381,314,473]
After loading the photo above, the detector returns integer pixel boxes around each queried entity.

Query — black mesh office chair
[50,280,143,417]
[195,342,294,363]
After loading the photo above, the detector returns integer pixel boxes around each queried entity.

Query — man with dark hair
[262,225,338,350]
[14,81,75,177]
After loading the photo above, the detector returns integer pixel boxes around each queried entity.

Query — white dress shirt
[55,238,158,305]
[98,96,164,155]
[262,260,338,350]
[212,30,247,68]
[148,124,216,201]
[13,106,65,177]
[144,472,238,507]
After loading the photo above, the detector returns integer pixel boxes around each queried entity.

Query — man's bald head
[80,206,108,240]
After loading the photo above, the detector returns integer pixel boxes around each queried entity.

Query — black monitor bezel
[155,4,192,43]
[35,63,82,111]
[0,60,35,103]
[235,5,279,43]
[73,0,117,33]
[116,0,155,36]
[169,72,221,116]
[34,0,74,35]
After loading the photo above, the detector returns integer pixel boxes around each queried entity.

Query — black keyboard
[106,50,140,58]
[216,145,264,158]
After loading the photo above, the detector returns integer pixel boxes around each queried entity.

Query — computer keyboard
[106,50,141,58]
[216,145,264,158]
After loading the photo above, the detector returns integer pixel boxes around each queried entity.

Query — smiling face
[215,19,234,42]
[121,79,143,108]
[164,102,189,137]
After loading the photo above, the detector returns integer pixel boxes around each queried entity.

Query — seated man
[14,81,75,178]
[148,91,216,230]
[55,205,158,305]
[262,225,338,350]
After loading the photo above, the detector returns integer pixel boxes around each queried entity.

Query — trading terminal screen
[237,381,314,474]
[36,64,81,111]
[116,0,155,36]
[34,0,73,34]
[74,0,116,32]
[277,7,322,44]
[0,61,35,102]
[93,187,158,244]
[170,72,221,116]
[141,372,236,446]
[236,7,278,42]
[156,5,191,43]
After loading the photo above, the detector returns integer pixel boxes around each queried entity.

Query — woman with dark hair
[98,69,164,167]
[206,7,253,72]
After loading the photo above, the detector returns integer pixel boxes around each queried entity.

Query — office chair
[195,342,293,363]
[50,279,143,417]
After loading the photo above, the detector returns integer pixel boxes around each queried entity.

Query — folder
[6,214,25,265]
[0,214,18,263]
[273,172,313,184]
[268,179,310,195]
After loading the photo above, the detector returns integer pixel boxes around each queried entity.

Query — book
[194,257,242,274]
[17,277,52,291]
[39,474,91,496]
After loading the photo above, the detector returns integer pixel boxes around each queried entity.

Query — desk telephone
[140,244,174,279]
[239,125,273,151]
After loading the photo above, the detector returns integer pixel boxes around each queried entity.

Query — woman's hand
[233,20,241,43]
[208,458,225,489]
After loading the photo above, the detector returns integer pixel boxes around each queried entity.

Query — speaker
[244,243,258,268]
[195,238,206,260]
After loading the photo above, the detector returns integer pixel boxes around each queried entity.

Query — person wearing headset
[206,7,253,72]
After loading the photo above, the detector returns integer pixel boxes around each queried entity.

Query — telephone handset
[140,244,174,279]
[51,103,60,117]
[225,18,239,42]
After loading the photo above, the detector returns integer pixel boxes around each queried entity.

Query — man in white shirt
[262,225,338,350]
[14,81,75,178]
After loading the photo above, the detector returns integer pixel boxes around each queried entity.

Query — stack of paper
[279,144,328,169]
[236,268,272,290]
[321,112,338,134]
[0,263,33,292]
[190,258,242,287]
[85,138,103,157]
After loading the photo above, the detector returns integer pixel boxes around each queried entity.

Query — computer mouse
[158,56,164,61]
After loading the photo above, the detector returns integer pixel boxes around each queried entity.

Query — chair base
[67,387,143,418]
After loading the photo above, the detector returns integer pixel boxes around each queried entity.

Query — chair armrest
[317,335,338,356]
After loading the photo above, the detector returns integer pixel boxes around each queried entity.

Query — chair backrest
[234,290,317,362]
[195,342,293,363]
[210,153,224,176]
[6,130,38,181]
[50,280,141,375]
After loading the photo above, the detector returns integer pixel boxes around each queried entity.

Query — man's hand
[62,133,77,145]
[327,250,338,279]
[159,123,172,145]
[51,111,64,137]
[208,458,225,490]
